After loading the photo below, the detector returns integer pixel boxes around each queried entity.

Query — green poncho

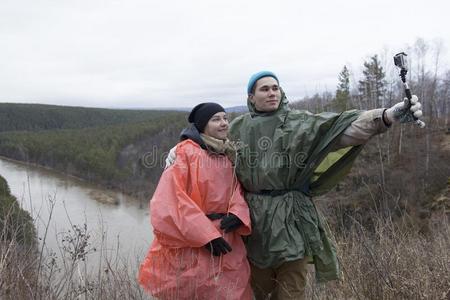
[229,92,363,282]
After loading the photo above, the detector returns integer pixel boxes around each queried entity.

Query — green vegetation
[0,107,188,199]
[358,54,386,109]
[0,103,185,132]
[331,65,351,112]
[0,175,35,246]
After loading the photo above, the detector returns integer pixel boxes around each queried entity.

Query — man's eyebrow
[259,84,279,88]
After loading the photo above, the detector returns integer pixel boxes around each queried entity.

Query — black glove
[204,237,232,256]
[220,213,243,233]
[206,213,225,220]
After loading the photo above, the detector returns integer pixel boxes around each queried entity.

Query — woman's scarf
[200,133,237,165]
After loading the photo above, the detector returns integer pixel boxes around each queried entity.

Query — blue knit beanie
[247,71,279,95]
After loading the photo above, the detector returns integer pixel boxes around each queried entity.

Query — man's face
[249,77,281,112]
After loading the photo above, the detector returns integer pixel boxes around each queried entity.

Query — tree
[358,55,386,109]
[333,65,351,112]
[441,71,450,129]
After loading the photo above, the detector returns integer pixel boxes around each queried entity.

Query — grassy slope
[0,175,35,246]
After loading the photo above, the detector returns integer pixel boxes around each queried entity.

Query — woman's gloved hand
[204,237,232,256]
[220,213,243,233]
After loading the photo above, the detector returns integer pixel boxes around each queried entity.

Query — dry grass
[2,210,449,299]
[306,212,450,300]
[2,168,450,299]
[0,196,150,300]
[0,229,150,299]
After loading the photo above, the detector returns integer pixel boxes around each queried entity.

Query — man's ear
[249,94,255,103]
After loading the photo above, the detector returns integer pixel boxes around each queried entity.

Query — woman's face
[203,112,229,140]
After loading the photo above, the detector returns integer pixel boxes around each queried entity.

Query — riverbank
[0,160,153,299]
[0,155,91,185]
[0,157,152,250]
[0,174,39,298]
[0,175,149,299]
[0,155,138,206]
[0,174,36,246]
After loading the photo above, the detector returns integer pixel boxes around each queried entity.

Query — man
[229,70,423,299]
[166,71,423,299]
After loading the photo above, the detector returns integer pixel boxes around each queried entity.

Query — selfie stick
[393,52,425,128]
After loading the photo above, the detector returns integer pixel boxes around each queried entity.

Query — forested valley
[0,105,188,201]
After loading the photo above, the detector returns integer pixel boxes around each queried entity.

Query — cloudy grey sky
[1,0,449,109]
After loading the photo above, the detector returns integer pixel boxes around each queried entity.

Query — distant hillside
[225,105,247,113]
[0,103,250,200]
[0,103,186,132]
[0,110,187,199]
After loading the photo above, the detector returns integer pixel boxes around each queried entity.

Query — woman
[138,103,252,300]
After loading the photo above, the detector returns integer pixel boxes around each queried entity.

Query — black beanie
[188,102,225,133]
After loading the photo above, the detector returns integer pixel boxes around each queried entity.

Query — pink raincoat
[138,140,252,300]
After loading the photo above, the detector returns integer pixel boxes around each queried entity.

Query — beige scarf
[200,134,237,165]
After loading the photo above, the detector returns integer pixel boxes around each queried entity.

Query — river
[0,157,153,273]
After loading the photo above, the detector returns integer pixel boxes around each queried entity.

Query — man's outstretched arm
[335,95,423,148]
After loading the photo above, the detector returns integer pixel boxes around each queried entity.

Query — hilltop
[0,103,187,132]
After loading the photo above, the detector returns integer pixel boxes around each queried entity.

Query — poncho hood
[180,124,207,149]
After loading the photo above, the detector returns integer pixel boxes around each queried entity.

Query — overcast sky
[1,0,449,109]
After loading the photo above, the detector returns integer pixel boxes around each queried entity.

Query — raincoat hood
[180,125,207,149]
